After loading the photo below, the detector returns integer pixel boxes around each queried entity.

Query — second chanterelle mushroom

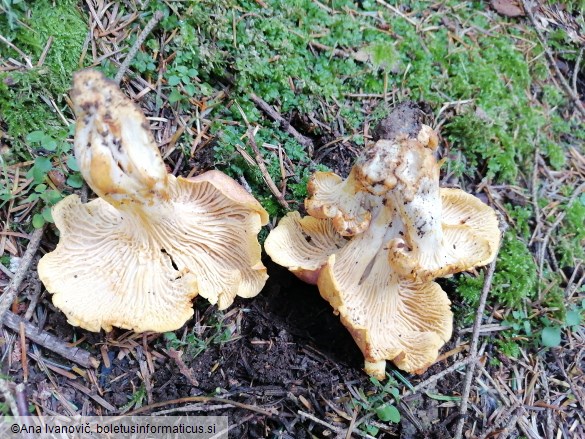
[38,70,269,333]
[265,102,500,378]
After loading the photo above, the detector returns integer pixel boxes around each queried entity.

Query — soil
[4,245,478,438]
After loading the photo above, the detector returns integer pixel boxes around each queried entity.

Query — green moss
[0,0,86,150]
[507,204,534,241]
[456,232,537,308]
[557,199,585,267]
[497,339,521,358]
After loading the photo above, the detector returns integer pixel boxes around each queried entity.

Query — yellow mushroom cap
[305,170,372,236]
[37,70,268,332]
[388,188,501,282]
[264,211,347,284]
[265,101,500,377]
[316,207,453,377]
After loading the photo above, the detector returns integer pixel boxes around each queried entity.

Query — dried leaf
[491,0,525,18]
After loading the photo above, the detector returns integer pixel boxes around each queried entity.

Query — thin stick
[3,312,99,368]
[246,127,290,209]
[573,48,583,96]
[249,93,314,155]
[454,256,499,439]
[0,227,45,320]
[0,33,33,68]
[15,383,30,417]
[375,0,418,27]
[114,11,164,84]
[298,410,377,439]
[402,355,478,397]
[521,0,585,118]
[20,321,28,382]
[124,396,277,417]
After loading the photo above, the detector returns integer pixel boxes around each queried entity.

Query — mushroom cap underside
[38,172,268,332]
[389,188,501,281]
[318,247,453,376]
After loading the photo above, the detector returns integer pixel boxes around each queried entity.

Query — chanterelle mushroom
[265,102,500,378]
[38,70,269,333]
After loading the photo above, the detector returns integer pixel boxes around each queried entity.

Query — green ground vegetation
[1,0,583,374]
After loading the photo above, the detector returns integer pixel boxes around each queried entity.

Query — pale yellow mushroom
[38,70,268,333]
[265,101,500,377]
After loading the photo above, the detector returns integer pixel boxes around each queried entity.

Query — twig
[403,355,478,397]
[20,321,28,382]
[497,408,523,438]
[375,0,418,27]
[166,348,199,387]
[554,355,585,412]
[3,312,99,369]
[124,396,277,417]
[67,380,117,412]
[249,93,314,155]
[521,0,585,118]
[15,383,30,417]
[114,11,164,84]
[478,404,521,439]
[0,227,45,321]
[573,48,583,96]
[0,33,33,68]
[152,404,233,415]
[23,274,42,321]
[246,127,290,209]
[298,410,377,439]
[454,254,500,439]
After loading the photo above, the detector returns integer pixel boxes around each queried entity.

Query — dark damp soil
[3,252,472,438]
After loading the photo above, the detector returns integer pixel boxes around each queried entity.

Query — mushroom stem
[364,360,387,380]
[72,70,169,210]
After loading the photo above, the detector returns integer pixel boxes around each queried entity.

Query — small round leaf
[375,404,400,423]
[32,213,45,229]
[565,310,581,327]
[541,327,561,347]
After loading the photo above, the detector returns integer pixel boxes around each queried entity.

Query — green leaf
[43,138,58,151]
[365,425,379,436]
[168,89,182,103]
[425,392,461,401]
[375,404,400,423]
[26,130,46,142]
[59,141,71,153]
[31,157,52,182]
[167,75,181,86]
[541,327,562,347]
[184,83,196,96]
[32,213,45,228]
[67,173,84,188]
[45,190,63,205]
[164,332,177,341]
[41,207,53,223]
[389,387,400,399]
[565,310,581,327]
[66,155,79,171]
[391,369,414,391]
